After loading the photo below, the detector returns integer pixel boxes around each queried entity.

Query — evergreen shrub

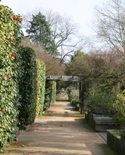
[36,59,46,117]
[0,5,23,152]
[18,46,37,127]
[44,81,56,111]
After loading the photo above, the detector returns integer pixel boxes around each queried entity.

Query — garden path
[4,101,112,155]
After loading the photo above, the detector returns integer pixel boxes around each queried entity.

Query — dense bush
[67,86,79,101]
[51,81,56,104]
[0,5,23,152]
[17,46,37,127]
[86,85,116,114]
[71,99,79,106]
[44,81,56,111]
[36,59,46,117]
[112,90,125,131]
[71,99,79,111]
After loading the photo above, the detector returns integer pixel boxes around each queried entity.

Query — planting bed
[107,130,125,155]
[85,112,116,132]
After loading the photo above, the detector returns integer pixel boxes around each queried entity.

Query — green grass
[82,119,94,131]
[98,144,116,155]
[109,130,121,140]
[94,116,113,121]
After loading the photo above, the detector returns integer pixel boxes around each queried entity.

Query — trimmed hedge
[36,59,46,117]
[18,46,37,127]
[52,81,56,104]
[0,4,57,152]
[0,5,23,152]
[44,81,56,111]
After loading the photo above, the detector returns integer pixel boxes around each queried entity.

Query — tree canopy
[26,12,57,55]
[93,0,125,52]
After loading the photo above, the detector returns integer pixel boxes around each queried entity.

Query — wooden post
[79,81,85,114]
[79,81,84,114]
[81,81,84,114]
[79,81,82,113]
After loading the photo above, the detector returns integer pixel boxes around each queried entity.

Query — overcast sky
[1,0,107,37]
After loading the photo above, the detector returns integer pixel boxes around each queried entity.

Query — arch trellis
[46,76,85,114]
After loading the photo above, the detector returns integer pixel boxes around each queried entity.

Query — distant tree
[26,12,57,55]
[20,37,64,76]
[65,47,125,91]
[21,10,89,64]
[46,11,88,65]
[71,50,86,62]
[93,0,125,52]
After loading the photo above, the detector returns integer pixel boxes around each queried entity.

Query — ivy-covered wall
[0,5,23,152]
[44,81,56,111]
[36,59,46,117]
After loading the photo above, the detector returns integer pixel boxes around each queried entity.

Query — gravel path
[4,101,109,155]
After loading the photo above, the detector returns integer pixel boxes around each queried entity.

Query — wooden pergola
[46,76,81,82]
[46,75,85,114]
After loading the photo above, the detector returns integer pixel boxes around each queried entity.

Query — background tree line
[19,0,125,94]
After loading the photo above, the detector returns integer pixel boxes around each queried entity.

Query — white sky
[1,0,107,37]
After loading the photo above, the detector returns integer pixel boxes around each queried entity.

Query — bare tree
[45,10,89,65]
[21,10,89,65]
[93,0,125,52]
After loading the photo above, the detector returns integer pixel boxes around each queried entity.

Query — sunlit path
[5,101,107,155]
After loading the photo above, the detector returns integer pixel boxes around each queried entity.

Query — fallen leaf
[14,146,18,148]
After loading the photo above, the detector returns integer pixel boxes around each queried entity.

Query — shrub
[36,59,46,117]
[0,5,23,152]
[112,90,125,131]
[44,81,56,111]
[67,86,79,101]
[17,46,37,127]
[86,85,115,114]
[71,99,79,106]
[51,81,56,104]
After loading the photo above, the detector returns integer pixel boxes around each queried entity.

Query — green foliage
[71,99,79,106]
[67,86,79,101]
[51,81,56,104]
[17,46,37,126]
[86,85,116,114]
[112,90,125,131]
[0,5,23,152]
[36,59,46,117]
[26,12,57,55]
[44,81,56,111]
[71,50,86,62]
[94,116,113,121]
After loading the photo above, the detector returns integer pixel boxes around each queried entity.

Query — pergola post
[79,81,85,114]
[46,76,84,113]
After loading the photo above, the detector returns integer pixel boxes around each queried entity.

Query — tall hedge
[18,46,37,127]
[44,81,56,111]
[0,5,23,152]
[52,81,56,104]
[36,59,46,117]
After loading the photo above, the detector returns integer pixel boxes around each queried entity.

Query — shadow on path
[4,101,115,155]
